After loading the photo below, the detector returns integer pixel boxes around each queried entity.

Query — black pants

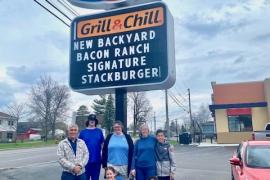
[158,176,170,180]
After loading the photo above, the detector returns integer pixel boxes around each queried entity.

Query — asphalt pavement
[175,145,236,180]
[0,146,57,170]
[0,144,237,180]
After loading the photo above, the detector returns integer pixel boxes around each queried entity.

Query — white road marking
[0,160,57,171]
[0,146,57,155]
[2,153,56,163]
[174,146,222,154]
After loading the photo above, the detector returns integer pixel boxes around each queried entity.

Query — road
[0,146,57,169]
[0,145,236,180]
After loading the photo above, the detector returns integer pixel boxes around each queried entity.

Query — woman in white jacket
[155,129,176,180]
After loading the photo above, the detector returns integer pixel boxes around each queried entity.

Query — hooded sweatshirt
[155,141,176,177]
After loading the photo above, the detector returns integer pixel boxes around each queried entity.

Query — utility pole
[175,119,178,142]
[154,112,156,132]
[165,89,170,140]
[175,119,178,135]
[188,88,194,142]
[150,114,153,133]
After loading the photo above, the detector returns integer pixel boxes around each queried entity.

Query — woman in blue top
[102,121,134,180]
[79,114,104,180]
[130,124,157,180]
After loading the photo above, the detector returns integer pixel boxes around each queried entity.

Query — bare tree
[129,92,152,136]
[28,75,70,141]
[5,102,27,142]
[193,103,211,125]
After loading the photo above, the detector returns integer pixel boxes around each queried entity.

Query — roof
[17,122,42,134]
[212,81,265,104]
[0,126,16,132]
[29,128,42,131]
[0,112,16,119]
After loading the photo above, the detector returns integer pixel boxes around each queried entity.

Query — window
[228,115,253,132]
[246,145,270,168]
[237,143,243,160]
[7,132,13,139]
[0,120,1,124]
[8,121,14,126]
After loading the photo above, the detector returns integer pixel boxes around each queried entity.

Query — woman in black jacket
[102,121,134,179]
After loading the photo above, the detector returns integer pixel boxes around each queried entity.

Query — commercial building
[209,79,270,144]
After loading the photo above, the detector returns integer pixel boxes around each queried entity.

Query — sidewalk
[196,142,238,147]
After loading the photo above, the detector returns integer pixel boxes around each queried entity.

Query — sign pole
[115,89,127,133]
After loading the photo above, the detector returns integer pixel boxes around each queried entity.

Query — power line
[169,90,187,105]
[154,110,186,119]
[58,0,80,16]
[173,86,188,102]
[45,0,72,21]
[168,91,189,112]
[168,92,189,113]
[34,0,70,27]
[172,91,187,106]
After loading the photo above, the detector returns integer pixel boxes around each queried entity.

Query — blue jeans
[61,172,86,180]
[135,166,157,180]
[116,175,124,180]
[85,162,101,180]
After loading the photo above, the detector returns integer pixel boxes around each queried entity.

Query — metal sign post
[115,89,127,132]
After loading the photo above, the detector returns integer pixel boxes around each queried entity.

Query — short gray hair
[68,123,78,130]
[139,123,149,131]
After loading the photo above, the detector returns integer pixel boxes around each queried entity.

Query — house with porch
[0,112,17,142]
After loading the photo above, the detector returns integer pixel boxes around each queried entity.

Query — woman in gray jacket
[155,129,176,180]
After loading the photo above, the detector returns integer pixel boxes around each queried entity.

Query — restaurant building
[209,79,270,144]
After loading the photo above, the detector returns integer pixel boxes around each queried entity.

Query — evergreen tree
[91,95,107,115]
[77,105,89,116]
[170,121,177,135]
[181,125,187,133]
[103,94,115,133]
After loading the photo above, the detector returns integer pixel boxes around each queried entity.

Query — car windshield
[246,145,270,168]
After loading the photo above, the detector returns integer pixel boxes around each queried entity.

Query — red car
[230,141,270,180]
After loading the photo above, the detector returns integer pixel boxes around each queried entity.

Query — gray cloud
[0,82,16,108]
[252,33,270,42]
[1,0,270,114]
[6,64,67,85]
[35,31,69,51]
[233,55,246,64]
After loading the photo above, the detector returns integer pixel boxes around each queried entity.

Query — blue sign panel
[68,0,159,10]
[70,2,175,95]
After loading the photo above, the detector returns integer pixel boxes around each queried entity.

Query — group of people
[57,114,176,180]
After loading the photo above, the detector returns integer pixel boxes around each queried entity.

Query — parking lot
[0,144,236,180]
[175,145,236,180]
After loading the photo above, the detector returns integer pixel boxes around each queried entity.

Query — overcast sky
[1,0,270,128]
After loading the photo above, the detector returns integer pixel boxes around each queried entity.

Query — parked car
[252,123,270,140]
[230,141,270,180]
